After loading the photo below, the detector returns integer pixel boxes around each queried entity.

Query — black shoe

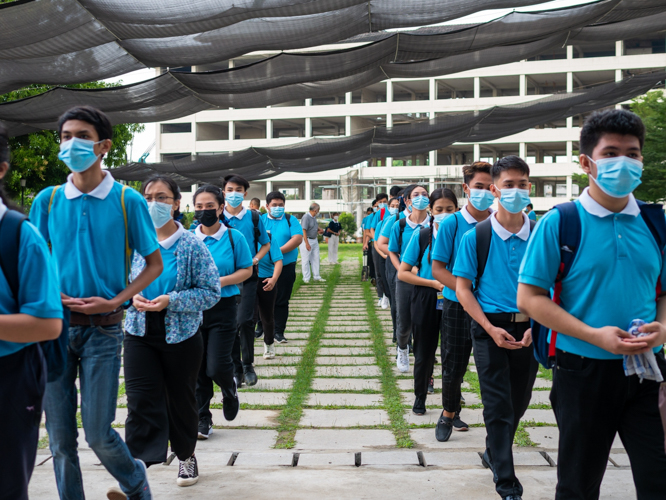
[275,333,288,344]
[412,396,426,415]
[234,374,244,389]
[482,449,499,483]
[371,278,376,286]
[177,454,199,487]
[452,410,468,431]
[427,377,434,394]
[223,380,240,421]
[254,329,263,339]
[435,413,453,442]
[243,365,258,386]
[197,415,213,440]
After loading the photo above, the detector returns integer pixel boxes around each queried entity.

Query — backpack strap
[637,200,666,298]
[48,185,61,213]
[285,213,291,226]
[227,226,235,252]
[120,186,131,286]
[397,218,408,254]
[414,226,430,270]
[448,212,460,266]
[0,210,27,301]
[251,209,261,250]
[474,218,492,290]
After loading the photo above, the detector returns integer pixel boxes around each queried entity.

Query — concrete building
[155,34,666,224]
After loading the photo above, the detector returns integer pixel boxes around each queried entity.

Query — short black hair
[389,186,401,197]
[527,203,534,209]
[366,207,373,214]
[491,156,530,180]
[462,161,492,185]
[223,174,250,191]
[142,174,182,219]
[376,192,388,202]
[371,199,378,206]
[193,184,224,207]
[266,190,285,205]
[58,106,113,141]
[250,197,261,207]
[579,108,645,156]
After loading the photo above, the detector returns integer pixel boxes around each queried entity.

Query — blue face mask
[588,155,643,198]
[434,213,454,224]
[270,206,285,218]
[378,202,388,210]
[148,201,173,228]
[226,192,245,208]
[468,189,494,211]
[58,137,103,173]
[497,187,531,214]
[388,207,399,215]
[411,195,429,211]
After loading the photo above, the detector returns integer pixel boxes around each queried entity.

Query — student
[30,106,161,500]
[249,197,261,212]
[525,203,536,221]
[518,109,666,500]
[222,174,270,387]
[398,189,457,415]
[326,212,342,264]
[361,206,373,252]
[431,161,493,440]
[374,197,401,337]
[453,156,538,500]
[191,185,253,441]
[300,203,325,283]
[262,191,303,344]
[386,185,431,372]
[123,176,220,487]
[256,224,284,359]
[0,126,63,500]
[370,193,390,307]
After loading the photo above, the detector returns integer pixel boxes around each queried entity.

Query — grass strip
[363,281,414,448]
[273,265,341,448]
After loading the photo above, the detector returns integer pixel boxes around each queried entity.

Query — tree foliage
[338,212,357,241]
[631,91,666,203]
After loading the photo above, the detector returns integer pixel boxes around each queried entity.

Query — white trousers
[327,235,339,264]
[300,238,321,281]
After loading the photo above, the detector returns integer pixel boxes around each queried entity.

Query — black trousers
[0,344,46,500]
[441,298,473,413]
[411,286,440,398]
[552,349,666,500]
[196,297,238,421]
[233,270,258,376]
[371,245,387,299]
[274,262,297,338]
[385,258,398,341]
[471,318,538,498]
[124,311,203,466]
[367,241,376,279]
[256,278,278,345]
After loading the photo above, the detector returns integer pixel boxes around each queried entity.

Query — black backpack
[414,226,433,270]
[0,210,69,382]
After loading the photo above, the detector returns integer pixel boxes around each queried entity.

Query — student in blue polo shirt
[192,185,253,442]
[0,126,63,500]
[262,191,303,344]
[431,161,493,441]
[256,228,284,360]
[30,106,161,500]
[518,109,666,499]
[369,193,389,305]
[222,174,270,388]
[454,156,538,500]
[525,203,537,221]
[398,188,457,416]
[361,207,373,252]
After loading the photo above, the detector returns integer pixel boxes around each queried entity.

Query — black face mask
[195,209,220,227]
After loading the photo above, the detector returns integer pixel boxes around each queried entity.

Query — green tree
[338,212,357,241]
[631,91,666,202]
[1,83,143,205]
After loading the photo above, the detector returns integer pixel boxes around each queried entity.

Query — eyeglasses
[144,195,174,203]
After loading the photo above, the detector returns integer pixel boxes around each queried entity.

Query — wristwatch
[253,257,259,266]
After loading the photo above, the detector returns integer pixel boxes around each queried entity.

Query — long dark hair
[0,124,19,212]
[141,174,181,220]
[427,188,458,263]
[193,184,230,227]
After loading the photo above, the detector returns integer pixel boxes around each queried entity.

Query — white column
[473,143,480,160]
[266,180,273,194]
[519,142,526,159]
[345,92,352,105]
[345,116,351,136]
[429,78,436,101]
[566,175,573,199]
[305,98,312,106]
[387,81,393,103]
[305,180,312,202]
[429,150,436,167]
[429,177,436,194]
[567,141,573,162]
[305,117,312,138]
[474,77,480,99]
[616,40,623,57]
[519,74,526,96]
[386,113,393,168]
[566,71,573,130]
[266,119,273,139]
[615,68,623,109]
[229,121,235,141]
[567,45,573,59]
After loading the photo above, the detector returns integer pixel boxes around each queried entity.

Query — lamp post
[20,178,26,209]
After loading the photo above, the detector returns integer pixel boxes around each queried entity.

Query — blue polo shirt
[0,215,63,357]
[258,235,284,279]
[528,210,537,221]
[223,207,269,258]
[402,228,437,280]
[143,226,183,301]
[195,224,253,298]
[519,190,666,360]
[387,214,430,262]
[261,213,303,265]
[432,207,489,302]
[453,213,532,314]
[31,174,159,301]
[362,215,371,231]
[379,211,407,240]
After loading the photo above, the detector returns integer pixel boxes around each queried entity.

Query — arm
[220,267,252,288]
[375,234,390,257]
[0,316,61,342]
[254,241,270,263]
[281,234,303,254]
[303,229,311,251]
[370,228,376,240]
[432,260,456,291]
[397,261,442,290]
[263,260,283,291]
[388,250,401,270]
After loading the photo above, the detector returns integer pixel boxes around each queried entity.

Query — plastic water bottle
[628,319,646,337]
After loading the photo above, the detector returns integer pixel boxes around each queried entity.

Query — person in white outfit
[326,213,341,264]
[300,203,325,283]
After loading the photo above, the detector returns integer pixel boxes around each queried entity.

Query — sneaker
[303,280,310,284]
[412,396,426,415]
[396,346,410,373]
[435,413,453,442]
[197,415,213,440]
[381,295,389,309]
[275,333,288,344]
[452,410,468,431]
[223,379,240,421]
[314,277,326,282]
[243,365,258,386]
[427,377,434,394]
[177,455,199,487]
[254,329,263,339]
[234,374,244,389]
[263,343,275,359]
[377,298,382,307]
[107,460,150,499]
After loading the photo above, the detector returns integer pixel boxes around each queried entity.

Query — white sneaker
[263,343,275,359]
[381,295,390,309]
[303,280,310,284]
[177,455,199,487]
[378,298,382,307]
[314,277,326,282]
[396,346,410,373]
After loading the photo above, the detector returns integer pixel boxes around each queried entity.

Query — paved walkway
[30,258,637,499]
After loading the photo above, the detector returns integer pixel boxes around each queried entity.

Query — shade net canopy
[0,0,665,94]
[105,71,666,186]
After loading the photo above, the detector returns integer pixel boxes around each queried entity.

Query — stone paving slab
[254,346,303,355]
[254,356,302,366]
[297,453,356,466]
[211,409,279,428]
[238,378,294,391]
[317,347,373,356]
[315,365,381,377]
[253,366,298,377]
[422,451,484,467]
[300,409,390,428]
[195,429,278,451]
[233,452,295,467]
[513,452,551,466]
[527,427,625,450]
[404,408,557,426]
[410,427,488,449]
[609,454,630,467]
[322,332,371,338]
[239,392,289,406]
[319,339,373,346]
[315,356,375,365]
[294,429,396,450]
[533,378,553,389]
[310,378,382,391]
[324,326,371,332]
[529,391,551,405]
[362,451,420,466]
[306,393,383,407]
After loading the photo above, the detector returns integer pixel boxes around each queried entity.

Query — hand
[252,257,259,266]
[362,243,368,251]
[61,294,85,309]
[518,328,533,347]
[132,294,152,312]
[68,296,119,315]
[633,322,666,350]
[592,326,649,355]
[488,326,522,350]
[139,294,170,312]
[431,280,444,292]
[305,242,311,251]
[318,228,324,234]
[219,276,230,288]
[263,277,277,291]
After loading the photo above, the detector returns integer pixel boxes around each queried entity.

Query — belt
[70,308,124,327]
[485,312,530,324]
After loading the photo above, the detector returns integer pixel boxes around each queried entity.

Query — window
[161,123,192,134]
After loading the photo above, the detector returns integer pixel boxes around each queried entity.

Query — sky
[104,0,596,165]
